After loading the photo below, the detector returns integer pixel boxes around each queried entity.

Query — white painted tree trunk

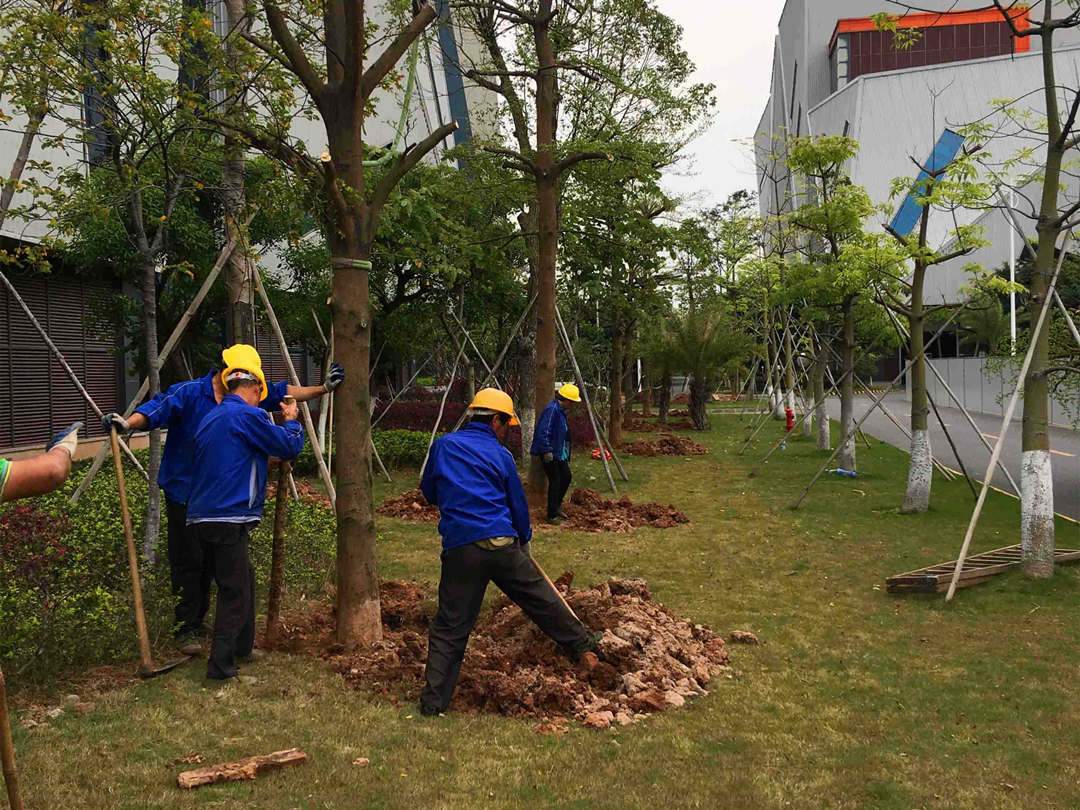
[803,408,813,438]
[1021,449,1054,577]
[519,405,536,466]
[900,428,932,513]
[772,386,785,419]
[816,402,829,450]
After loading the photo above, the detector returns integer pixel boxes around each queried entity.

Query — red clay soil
[266,479,332,509]
[266,576,731,730]
[376,489,441,521]
[378,488,689,533]
[619,434,710,457]
[543,488,690,533]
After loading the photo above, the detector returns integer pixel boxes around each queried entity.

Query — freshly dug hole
[266,576,731,729]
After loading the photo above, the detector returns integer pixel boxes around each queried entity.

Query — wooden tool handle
[111,429,154,672]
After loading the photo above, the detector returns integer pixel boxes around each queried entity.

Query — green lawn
[8,413,1080,809]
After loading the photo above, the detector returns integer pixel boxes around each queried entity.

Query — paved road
[823,393,1080,521]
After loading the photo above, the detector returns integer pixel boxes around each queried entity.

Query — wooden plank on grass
[177,748,307,789]
[886,545,1080,594]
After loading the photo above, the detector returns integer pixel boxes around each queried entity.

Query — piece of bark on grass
[177,748,307,789]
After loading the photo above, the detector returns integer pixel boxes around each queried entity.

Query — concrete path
[821,393,1079,521]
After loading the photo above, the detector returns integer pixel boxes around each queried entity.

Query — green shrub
[373,429,430,469]
[0,451,337,688]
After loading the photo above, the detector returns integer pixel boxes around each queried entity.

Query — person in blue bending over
[102,344,344,652]
[184,346,305,681]
[417,388,600,716]
[530,383,581,524]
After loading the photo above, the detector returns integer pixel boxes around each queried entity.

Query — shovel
[110,428,189,679]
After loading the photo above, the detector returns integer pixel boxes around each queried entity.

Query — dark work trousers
[165,498,213,637]
[542,458,572,519]
[193,522,257,680]
[420,540,591,713]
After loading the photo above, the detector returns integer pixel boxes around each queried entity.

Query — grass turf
[7,413,1080,809]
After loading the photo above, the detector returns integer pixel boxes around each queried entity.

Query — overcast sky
[656,0,788,213]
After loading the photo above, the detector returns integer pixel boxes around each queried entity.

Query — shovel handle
[111,428,154,672]
[531,557,581,624]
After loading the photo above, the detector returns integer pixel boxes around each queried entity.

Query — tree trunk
[0,86,46,233]
[517,210,539,467]
[902,265,932,513]
[688,376,709,430]
[1021,20,1062,578]
[783,311,796,419]
[608,323,624,447]
[642,384,652,417]
[814,349,829,451]
[658,373,671,422]
[265,461,290,645]
[329,228,381,647]
[141,254,162,563]
[622,323,635,429]
[530,8,559,488]
[837,300,856,471]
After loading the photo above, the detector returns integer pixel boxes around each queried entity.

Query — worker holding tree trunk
[531,383,581,524]
[418,388,601,716]
[0,422,82,503]
[184,346,305,681]
[102,346,344,654]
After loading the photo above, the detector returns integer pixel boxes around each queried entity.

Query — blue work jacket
[530,399,571,460]
[420,423,533,550]
[185,394,305,525]
[134,370,289,504]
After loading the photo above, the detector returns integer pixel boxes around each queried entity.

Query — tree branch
[263,0,325,103]
[369,121,458,215]
[359,3,437,101]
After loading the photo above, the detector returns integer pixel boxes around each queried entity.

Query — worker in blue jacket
[418,388,600,716]
[102,345,343,651]
[185,345,305,681]
[530,383,581,524]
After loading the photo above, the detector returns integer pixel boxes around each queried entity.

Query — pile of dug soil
[377,489,441,521]
[265,479,332,509]
[626,417,695,432]
[620,434,709,457]
[546,488,690,533]
[268,576,730,729]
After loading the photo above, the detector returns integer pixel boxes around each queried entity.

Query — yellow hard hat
[468,387,519,426]
[221,343,268,401]
[557,383,582,403]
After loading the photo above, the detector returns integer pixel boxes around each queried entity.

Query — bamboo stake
[555,305,628,482]
[371,355,434,428]
[738,340,816,455]
[449,308,497,386]
[945,236,1072,601]
[419,340,467,477]
[927,389,978,499]
[250,267,336,508]
[554,306,617,493]
[0,665,23,810]
[71,226,248,503]
[792,302,969,509]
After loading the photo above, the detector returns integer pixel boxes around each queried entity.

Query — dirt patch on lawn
[267,576,731,729]
[542,488,690,533]
[376,489,441,522]
[266,478,333,509]
[619,434,710,457]
[378,488,689,533]
[626,418,696,432]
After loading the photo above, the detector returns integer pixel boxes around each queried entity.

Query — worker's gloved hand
[47,421,82,457]
[102,412,130,433]
[324,363,345,393]
[542,452,554,464]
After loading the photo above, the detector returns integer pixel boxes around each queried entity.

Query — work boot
[545,516,563,526]
[237,649,266,664]
[176,632,205,657]
[419,701,442,717]
[567,631,604,664]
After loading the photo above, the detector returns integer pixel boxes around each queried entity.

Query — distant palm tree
[959,294,1009,356]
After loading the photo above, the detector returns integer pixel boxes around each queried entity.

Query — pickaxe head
[137,656,191,680]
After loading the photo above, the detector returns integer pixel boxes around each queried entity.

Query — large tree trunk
[265,461,290,646]
[688,376,710,430]
[608,322,624,447]
[222,0,254,345]
[530,6,559,488]
[837,299,856,471]
[902,265,932,513]
[1021,20,1062,578]
[328,219,380,646]
[516,210,539,466]
[814,349,829,451]
[141,254,162,563]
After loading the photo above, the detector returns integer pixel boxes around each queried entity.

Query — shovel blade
[137,656,191,679]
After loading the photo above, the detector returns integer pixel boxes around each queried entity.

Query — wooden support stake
[177,748,307,790]
[945,236,1072,601]
[265,462,290,645]
[0,665,23,810]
